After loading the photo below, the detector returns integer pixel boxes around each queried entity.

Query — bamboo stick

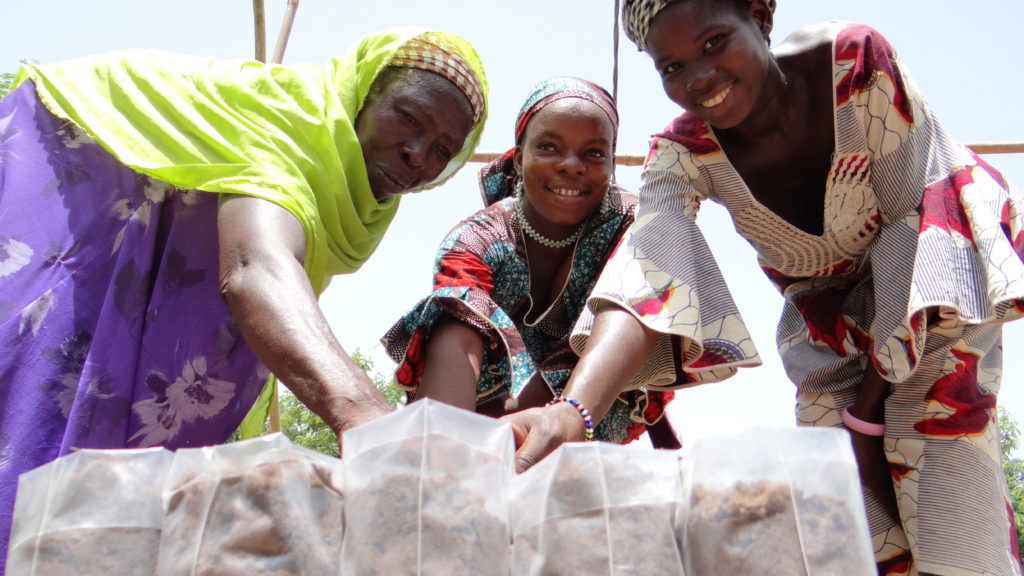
[252,0,267,63]
[263,0,304,434]
[271,0,300,65]
[467,141,1024,165]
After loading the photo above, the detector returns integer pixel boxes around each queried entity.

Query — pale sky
[3,1,1022,450]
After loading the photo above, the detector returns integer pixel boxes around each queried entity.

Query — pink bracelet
[842,406,886,436]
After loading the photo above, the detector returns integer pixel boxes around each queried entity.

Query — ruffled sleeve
[381,200,529,400]
[570,131,762,390]
[836,24,1024,381]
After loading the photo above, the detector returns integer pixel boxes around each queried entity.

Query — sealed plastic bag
[158,433,344,575]
[679,427,875,575]
[340,398,514,576]
[510,442,684,575]
[6,447,172,576]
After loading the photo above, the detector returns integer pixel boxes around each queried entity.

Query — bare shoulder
[773,20,855,60]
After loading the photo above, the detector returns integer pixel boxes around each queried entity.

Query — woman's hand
[334,397,394,456]
[502,401,586,473]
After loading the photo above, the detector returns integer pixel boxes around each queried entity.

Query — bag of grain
[510,442,684,575]
[158,433,344,575]
[340,398,514,576]
[679,427,875,575]
[6,447,172,576]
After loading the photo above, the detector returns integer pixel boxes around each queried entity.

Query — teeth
[551,188,582,197]
[702,85,731,108]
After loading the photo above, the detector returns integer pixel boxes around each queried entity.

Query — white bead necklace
[516,197,582,249]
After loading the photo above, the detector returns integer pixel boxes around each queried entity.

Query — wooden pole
[467,141,1024,166]
[252,0,267,63]
[263,0,304,434]
[271,0,300,65]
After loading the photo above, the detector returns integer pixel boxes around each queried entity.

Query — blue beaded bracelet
[548,395,595,441]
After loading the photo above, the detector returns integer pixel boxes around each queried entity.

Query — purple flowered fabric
[0,82,268,567]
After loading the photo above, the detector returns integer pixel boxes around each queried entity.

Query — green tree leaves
[279,350,404,457]
[1000,407,1024,557]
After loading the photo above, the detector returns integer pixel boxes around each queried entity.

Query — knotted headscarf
[622,0,777,52]
[479,76,618,206]
[16,28,489,294]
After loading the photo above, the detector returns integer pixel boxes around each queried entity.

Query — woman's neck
[721,55,800,144]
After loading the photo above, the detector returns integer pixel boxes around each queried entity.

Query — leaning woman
[508,1,1024,573]
[0,28,487,561]
[383,77,678,447]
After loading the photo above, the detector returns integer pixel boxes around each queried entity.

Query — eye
[435,144,453,162]
[660,61,683,77]
[400,109,418,126]
[586,148,608,159]
[536,141,556,152]
[703,33,726,52]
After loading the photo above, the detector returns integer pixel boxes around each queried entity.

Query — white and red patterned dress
[574,22,1024,575]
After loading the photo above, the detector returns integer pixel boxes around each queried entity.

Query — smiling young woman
[505,1,1024,573]
[382,76,679,447]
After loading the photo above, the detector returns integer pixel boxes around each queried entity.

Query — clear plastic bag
[340,398,514,576]
[6,447,172,576]
[510,442,685,575]
[158,433,344,575]
[678,427,875,575]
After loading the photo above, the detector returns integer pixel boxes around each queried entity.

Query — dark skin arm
[217,195,392,453]
[502,306,659,472]
[849,360,901,524]
[418,320,485,411]
[419,319,554,417]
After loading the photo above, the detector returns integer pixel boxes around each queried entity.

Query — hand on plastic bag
[501,401,585,474]
[334,399,394,457]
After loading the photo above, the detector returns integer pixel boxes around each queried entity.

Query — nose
[557,152,585,175]
[400,139,426,170]
[686,61,714,93]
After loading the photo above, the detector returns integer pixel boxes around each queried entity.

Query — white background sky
[3,1,1022,450]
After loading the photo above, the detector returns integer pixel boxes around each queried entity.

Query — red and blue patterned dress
[382,189,675,443]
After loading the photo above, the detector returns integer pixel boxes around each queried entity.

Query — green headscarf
[14,27,489,295]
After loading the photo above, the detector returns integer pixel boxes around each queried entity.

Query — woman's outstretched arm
[418,320,485,411]
[503,306,659,472]
[217,194,392,453]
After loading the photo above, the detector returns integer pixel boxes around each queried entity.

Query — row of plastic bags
[6,399,876,575]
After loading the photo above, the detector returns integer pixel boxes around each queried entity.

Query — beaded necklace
[515,181,610,249]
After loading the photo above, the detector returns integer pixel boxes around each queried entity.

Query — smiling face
[646,0,773,129]
[355,67,474,200]
[513,98,615,237]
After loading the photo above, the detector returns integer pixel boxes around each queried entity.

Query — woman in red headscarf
[383,76,680,446]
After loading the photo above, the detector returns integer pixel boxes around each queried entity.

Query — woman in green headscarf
[0,26,487,559]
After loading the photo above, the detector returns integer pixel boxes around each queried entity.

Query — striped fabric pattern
[390,32,485,123]
[583,21,1024,574]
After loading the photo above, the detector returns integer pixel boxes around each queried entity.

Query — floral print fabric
[0,82,268,565]
[592,22,1023,574]
[382,189,673,443]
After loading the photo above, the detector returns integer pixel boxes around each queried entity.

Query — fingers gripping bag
[158,433,344,575]
[678,427,875,575]
[6,447,173,576]
[340,398,514,576]
[510,442,685,575]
